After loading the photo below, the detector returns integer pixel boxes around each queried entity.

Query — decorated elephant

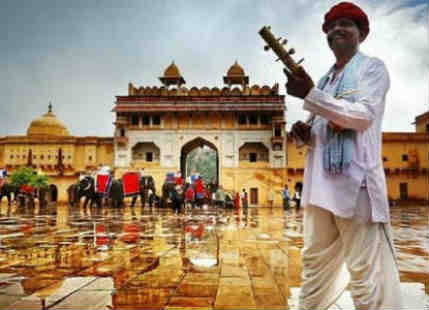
[160,182,175,208]
[130,175,156,208]
[67,176,101,208]
[109,179,124,209]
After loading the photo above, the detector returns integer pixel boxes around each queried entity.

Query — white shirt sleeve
[303,58,390,132]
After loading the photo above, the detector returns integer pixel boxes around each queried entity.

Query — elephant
[160,182,185,211]
[130,176,156,208]
[67,176,101,208]
[109,179,124,209]
[0,183,18,206]
[160,182,176,209]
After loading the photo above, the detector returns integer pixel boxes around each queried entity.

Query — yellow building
[0,104,114,201]
[286,111,429,204]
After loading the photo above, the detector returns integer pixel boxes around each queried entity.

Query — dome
[164,61,181,78]
[227,61,245,76]
[27,104,70,137]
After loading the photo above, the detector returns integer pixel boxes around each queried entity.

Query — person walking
[285,2,402,309]
[293,189,301,211]
[240,189,248,209]
[185,184,195,210]
[281,185,290,210]
[234,191,240,210]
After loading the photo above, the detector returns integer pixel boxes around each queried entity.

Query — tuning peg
[282,39,288,45]
[275,58,281,62]
[288,48,295,55]
[277,37,282,42]
[264,45,270,51]
[297,58,304,65]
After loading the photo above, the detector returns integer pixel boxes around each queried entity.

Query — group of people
[279,184,302,211]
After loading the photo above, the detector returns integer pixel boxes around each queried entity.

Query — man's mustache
[328,31,346,41]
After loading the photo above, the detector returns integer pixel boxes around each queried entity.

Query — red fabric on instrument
[322,2,369,39]
[122,172,140,196]
[96,174,112,195]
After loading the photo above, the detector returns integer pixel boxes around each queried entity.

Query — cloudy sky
[1,0,427,137]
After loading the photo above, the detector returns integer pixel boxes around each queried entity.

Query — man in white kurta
[285,2,402,309]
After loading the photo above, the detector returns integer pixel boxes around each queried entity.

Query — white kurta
[301,54,390,223]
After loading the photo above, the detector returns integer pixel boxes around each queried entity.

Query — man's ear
[359,31,365,42]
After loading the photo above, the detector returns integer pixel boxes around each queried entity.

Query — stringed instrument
[259,26,312,147]
[258,26,304,75]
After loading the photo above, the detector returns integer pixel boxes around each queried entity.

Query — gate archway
[180,137,219,184]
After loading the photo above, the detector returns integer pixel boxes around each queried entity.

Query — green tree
[10,167,49,189]
[10,167,35,188]
[29,174,49,189]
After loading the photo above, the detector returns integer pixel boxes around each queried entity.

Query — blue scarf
[317,51,367,175]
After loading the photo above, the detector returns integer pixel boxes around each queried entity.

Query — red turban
[322,2,369,40]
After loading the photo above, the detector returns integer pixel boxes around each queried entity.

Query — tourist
[234,191,240,210]
[285,2,401,308]
[267,188,274,208]
[281,185,290,210]
[215,185,226,208]
[185,183,195,210]
[293,189,301,211]
[240,188,248,209]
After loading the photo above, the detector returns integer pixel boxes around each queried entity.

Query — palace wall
[286,132,429,203]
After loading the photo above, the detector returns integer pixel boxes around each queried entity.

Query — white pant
[299,189,402,309]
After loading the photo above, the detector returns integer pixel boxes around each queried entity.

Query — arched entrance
[180,137,219,185]
[48,184,58,202]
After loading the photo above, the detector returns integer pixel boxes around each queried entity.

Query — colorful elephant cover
[96,174,112,196]
[122,172,140,196]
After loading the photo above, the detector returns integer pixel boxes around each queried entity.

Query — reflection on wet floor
[0,202,427,309]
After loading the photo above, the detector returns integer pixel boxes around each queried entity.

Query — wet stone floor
[0,201,427,309]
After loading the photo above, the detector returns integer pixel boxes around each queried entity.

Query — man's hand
[328,121,345,132]
[290,121,312,143]
[284,66,315,99]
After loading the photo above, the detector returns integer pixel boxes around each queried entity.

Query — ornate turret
[223,61,249,87]
[159,61,186,88]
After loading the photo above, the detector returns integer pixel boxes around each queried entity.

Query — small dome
[227,61,245,76]
[164,61,181,78]
[27,104,70,137]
